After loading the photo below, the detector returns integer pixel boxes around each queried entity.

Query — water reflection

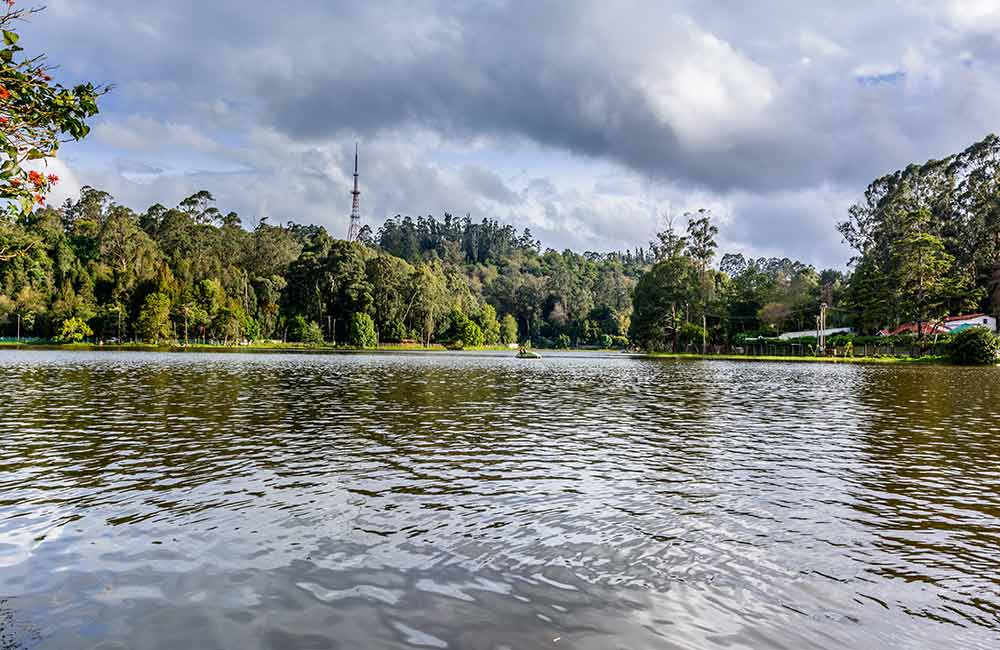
[1,351,998,649]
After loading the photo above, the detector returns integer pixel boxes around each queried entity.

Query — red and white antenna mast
[346,143,362,241]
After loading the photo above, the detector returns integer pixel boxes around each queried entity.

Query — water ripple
[1,350,999,649]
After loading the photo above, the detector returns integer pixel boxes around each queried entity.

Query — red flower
[0,87,10,100]
[27,170,41,184]
[10,178,20,186]
[0,117,8,125]
[34,194,44,205]
[47,173,59,184]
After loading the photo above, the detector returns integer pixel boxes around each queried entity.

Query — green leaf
[2,31,18,46]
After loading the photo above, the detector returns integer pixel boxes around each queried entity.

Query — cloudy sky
[21,0,1000,267]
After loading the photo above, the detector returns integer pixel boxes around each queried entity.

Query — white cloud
[93,115,221,154]
[798,31,848,58]
[639,26,777,147]
[931,0,1000,33]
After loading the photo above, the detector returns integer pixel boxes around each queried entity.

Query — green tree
[366,253,411,337]
[500,313,518,344]
[893,210,981,338]
[686,210,718,352]
[629,255,697,351]
[472,303,501,345]
[948,326,999,365]
[444,308,484,347]
[348,312,378,349]
[54,316,92,343]
[459,319,484,347]
[410,262,448,346]
[758,302,791,333]
[213,305,244,345]
[289,315,323,344]
[381,318,406,342]
[176,300,208,344]
[137,292,171,343]
[676,321,708,349]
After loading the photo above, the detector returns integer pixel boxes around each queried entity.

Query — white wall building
[777,327,853,341]
[943,314,997,332]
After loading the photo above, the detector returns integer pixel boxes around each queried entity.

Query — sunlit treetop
[0,1,106,217]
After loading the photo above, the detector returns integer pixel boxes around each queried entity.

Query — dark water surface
[1,350,999,649]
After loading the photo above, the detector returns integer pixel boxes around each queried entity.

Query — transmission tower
[346,143,362,242]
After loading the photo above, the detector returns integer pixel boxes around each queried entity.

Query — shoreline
[0,341,627,355]
[0,341,504,354]
[642,351,946,365]
[0,341,950,363]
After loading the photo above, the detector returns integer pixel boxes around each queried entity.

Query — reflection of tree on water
[0,600,40,650]
[850,365,1000,627]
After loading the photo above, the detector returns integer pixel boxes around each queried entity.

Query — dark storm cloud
[36,0,1000,193]
[22,0,1000,262]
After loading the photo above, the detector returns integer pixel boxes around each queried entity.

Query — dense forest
[0,188,646,348]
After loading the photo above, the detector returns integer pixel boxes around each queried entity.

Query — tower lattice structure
[346,144,362,242]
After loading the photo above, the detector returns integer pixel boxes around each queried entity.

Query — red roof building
[880,322,949,336]
[878,313,997,336]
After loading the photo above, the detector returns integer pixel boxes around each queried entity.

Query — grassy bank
[643,351,945,365]
[0,342,948,363]
[0,340,517,354]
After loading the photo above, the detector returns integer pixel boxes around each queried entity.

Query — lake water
[1,350,999,649]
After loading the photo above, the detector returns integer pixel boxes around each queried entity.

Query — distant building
[777,327,853,340]
[943,313,996,332]
[878,313,996,336]
[878,322,949,336]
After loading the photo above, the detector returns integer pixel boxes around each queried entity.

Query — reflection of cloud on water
[0,503,69,569]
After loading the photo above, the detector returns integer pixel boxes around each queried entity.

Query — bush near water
[947,327,999,365]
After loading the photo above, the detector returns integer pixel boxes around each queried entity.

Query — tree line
[629,134,1000,351]
[7,135,1000,351]
[0,187,642,348]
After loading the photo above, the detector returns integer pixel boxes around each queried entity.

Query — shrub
[349,312,378,349]
[290,315,324,344]
[500,314,519,344]
[677,321,708,347]
[443,309,484,348]
[611,335,629,348]
[948,327,999,365]
[55,317,93,343]
[472,304,500,345]
[555,333,571,349]
[241,313,261,342]
[461,320,484,347]
[382,318,406,342]
[827,334,854,347]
